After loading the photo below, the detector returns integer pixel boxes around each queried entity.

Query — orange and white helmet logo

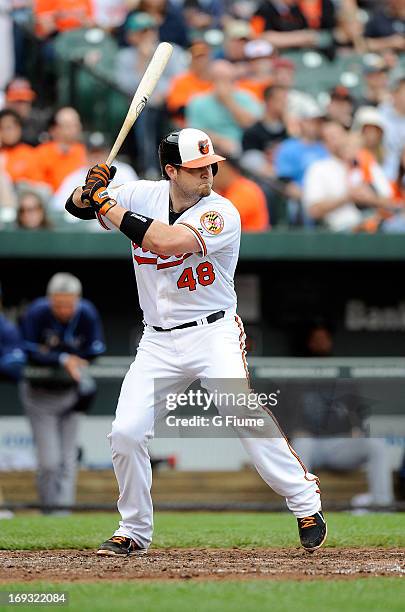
[198,139,209,155]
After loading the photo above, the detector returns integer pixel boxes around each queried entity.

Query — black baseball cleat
[97,535,147,556]
[297,511,327,552]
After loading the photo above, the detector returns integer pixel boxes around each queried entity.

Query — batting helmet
[158,128,226,179]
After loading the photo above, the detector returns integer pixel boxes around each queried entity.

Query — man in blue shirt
[0,313,25,382]
[274,100,328,224]
[274,101,328,188]
[20,273,105,513]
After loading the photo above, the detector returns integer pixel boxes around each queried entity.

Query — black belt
[152,310,225,332]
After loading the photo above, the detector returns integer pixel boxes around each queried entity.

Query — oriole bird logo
[198,139,209,155]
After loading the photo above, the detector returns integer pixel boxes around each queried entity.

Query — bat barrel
[106,42,173,167]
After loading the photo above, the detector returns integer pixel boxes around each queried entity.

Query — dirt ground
[0,548,404,582]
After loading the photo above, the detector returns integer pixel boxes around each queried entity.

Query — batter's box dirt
[0,548,404,582]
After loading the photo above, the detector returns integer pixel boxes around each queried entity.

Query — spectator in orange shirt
[34,0,94,39]
[352,106,386,166]
[166,41,213,127]
[0,110,40,185]
[5,77,51,146]
[35,107,86,192]
[214,158,270,231]
[392,146,405,204]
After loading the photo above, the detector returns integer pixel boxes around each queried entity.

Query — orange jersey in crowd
[1,144,41,184]
[237,78,273,102]
[166,72,213,124]
[298,0,323,29]
[392,182,405,204]
[34,0,93,36]
[217,176,270,232]
[34,141,86,192]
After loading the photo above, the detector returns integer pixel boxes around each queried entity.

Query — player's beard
[178,182,211,203]
[198,183,212,198]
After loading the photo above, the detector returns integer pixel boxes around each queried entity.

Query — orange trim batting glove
[84,163,117,188]
[82,163,117,207]
[81,179,117,216]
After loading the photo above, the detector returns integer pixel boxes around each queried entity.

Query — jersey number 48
[177,262,215,291]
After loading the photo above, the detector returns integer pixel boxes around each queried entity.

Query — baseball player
[20,273,106,512]
[65,128,327,554]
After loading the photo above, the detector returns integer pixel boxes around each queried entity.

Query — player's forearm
[142,221,199,255]
[72,187,86,208]
[104,205,199,255]
[104,202,127,226]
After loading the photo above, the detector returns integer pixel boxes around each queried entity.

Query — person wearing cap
[215,19,253,64]
[236,39,274,101]
[116,11,186,175]
[66,127,327,555]
[356,57,390,109]
[327,85,355,129]
[166,41,214,127]
[274,99,327,193]
[185,59,263,156]
[4,78,50,146]
[352,106,386,165]
[52,132,138,212]
[0,109,41,185]
[19,273,106,512]
[379,72,405,181]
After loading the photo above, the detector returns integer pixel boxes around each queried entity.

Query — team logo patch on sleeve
[200,211,224,235]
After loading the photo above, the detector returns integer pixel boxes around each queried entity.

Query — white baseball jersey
[101,177,322,548]
[107,179,241,328]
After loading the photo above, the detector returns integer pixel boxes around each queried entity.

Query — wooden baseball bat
[105,42,173,167]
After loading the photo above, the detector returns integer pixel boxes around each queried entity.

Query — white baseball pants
[108,313,321,548]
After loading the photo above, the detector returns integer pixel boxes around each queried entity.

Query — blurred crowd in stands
[0,0,404,232]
